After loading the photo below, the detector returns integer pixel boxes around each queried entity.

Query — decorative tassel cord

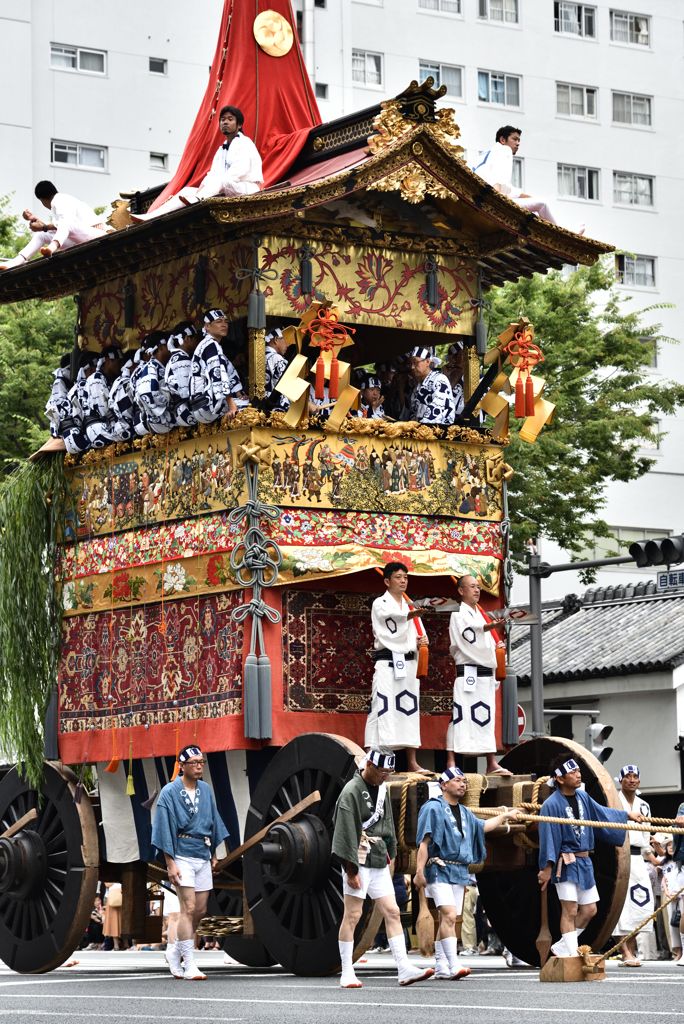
[229,455,282,740]
[472,807,684,834]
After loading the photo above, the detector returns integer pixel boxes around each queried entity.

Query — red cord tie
[302,307,355,401]
[504,328,544,419]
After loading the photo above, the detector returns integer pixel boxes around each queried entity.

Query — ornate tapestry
[58,506,503,616]
[282,589,453,716]
[59,592,244,737]
[64,426,504,538]
[79,234,477,344]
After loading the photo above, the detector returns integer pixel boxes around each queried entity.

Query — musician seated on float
[0,181,106,271]
[472,126,585,236]
[400,347,456,426]
[130,106,263,223]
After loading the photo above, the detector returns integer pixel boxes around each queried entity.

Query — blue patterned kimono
[151,776,229,862]
[416,795,486,885]
[538,787,628,889]
[401,370,456,426]
[45,367,73,439]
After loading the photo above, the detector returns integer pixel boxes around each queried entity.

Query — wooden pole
[213,790,321,872]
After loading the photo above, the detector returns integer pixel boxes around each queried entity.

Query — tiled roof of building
[510,581,684,684]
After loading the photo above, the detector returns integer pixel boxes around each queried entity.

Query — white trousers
[137,178,260,220]
[364,659,421,749]
[514,197,557,225]
[446,674,496,755]
[5,224,105,267]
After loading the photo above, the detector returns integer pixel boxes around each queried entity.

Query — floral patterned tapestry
[78,234,477,345]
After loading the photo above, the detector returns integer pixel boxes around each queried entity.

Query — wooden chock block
[539,954,605,983]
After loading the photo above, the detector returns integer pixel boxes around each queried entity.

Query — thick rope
[532,776,550,807]
[390,772,438,852]
[472,808,684,834]
[584,884,684,969]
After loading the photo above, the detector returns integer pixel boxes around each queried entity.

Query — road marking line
[0,994,681,1015]
[0,1014,241,1022]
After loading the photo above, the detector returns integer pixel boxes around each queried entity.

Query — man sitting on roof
[130,106,263,223]
[473,126,585,236]
[0,181,106,271]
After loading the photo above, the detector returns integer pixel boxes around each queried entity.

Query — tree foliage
[482,257,683,571]
[0,195,74,468]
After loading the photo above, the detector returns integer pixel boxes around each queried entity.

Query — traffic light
[585,722,613,764]
[629,533,684,569]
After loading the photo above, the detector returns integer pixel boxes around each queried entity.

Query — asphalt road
[0,951,682,1024]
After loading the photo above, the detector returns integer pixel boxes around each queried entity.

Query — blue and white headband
[204,308,227,323]
[619,764,640,781]
[367,750,395,771]
[440,767,465,783]
[179,745,203,763]
[168,326,195,351]
[449,342,464,356]
[408,346,431,360]
[547,758,580,787]
[362,375,382,390]
[265,328,283,343]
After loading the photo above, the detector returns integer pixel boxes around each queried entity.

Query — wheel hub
[252,813,330,893]
[0,830,47,901]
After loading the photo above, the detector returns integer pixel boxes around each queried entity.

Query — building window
[51,140,107,171]
[315,82,328,99]
[582,526,668,560]
[556,83,597,118]
[352,50,382,86]
[640,336,658,368]
[419,0,461,12]
[149,57,167,75]
[558,164,599,200]
[613,172,654,206]
[150,152,168,170]
[315,0,326,6]
[50,44,106,74]
[616,254,656,287]
[419,61,463,96]
[640,420,661,450]
[554,2,596,36]
[610,10,649,45]
[613,92,651,126]
[512,157,523,189]
[478,0,518,21]
[478,70,520,106]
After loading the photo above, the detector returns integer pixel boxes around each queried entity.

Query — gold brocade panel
[64,427,504,539]
[79,235,477,344]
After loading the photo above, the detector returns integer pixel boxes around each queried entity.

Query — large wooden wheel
[240,733,375,975]
[477,736,629,966]
[0,762,98,973]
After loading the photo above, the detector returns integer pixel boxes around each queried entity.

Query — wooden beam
[214,790,321,872]
[0,808,37,839]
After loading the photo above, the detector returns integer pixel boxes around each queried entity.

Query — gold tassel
[125,740,135,796]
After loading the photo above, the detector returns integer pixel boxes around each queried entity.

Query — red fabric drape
[151,0,321,210]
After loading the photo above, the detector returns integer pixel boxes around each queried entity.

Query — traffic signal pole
[524,537,684,742]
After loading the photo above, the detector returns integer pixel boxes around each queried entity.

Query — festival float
[0,0,627,978]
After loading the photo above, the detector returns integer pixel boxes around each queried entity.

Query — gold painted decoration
[367,160,452,205]
[366,99,465,159]
[253,10,294,56]
[248,327,266,399]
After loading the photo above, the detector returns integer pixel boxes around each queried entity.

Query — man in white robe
[447,574,509,775]
[473,126,585,236]
[0,181,106,270]
[615,764,654,965]
[130,106,262,223]
[365,561,429,773]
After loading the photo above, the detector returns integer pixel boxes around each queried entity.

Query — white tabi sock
[551,934,568,958]
[442,936,460,973]
[339,940,354,974]
[388,934,410,971]
[563,930,579,956]
[434,939,447,969]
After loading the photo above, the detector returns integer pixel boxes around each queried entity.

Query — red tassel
[525,373,535,417]
[514,375,525,418]
[329,356,339,399]
[170,760,180,781]
[315,355,325,400]
[104,757,119,774]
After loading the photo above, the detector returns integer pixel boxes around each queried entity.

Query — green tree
[0,196,75,467]
[480,256,683,572]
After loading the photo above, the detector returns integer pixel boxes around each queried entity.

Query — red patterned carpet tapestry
[282,588,453,716]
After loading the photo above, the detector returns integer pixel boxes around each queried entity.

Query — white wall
[518,668,683,794]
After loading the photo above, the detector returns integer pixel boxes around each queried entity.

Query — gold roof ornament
[253,10,294,57]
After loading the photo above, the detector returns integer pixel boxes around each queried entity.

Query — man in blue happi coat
[538,755,643,958]
[151,745,229,980]
[414,767,519,979]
